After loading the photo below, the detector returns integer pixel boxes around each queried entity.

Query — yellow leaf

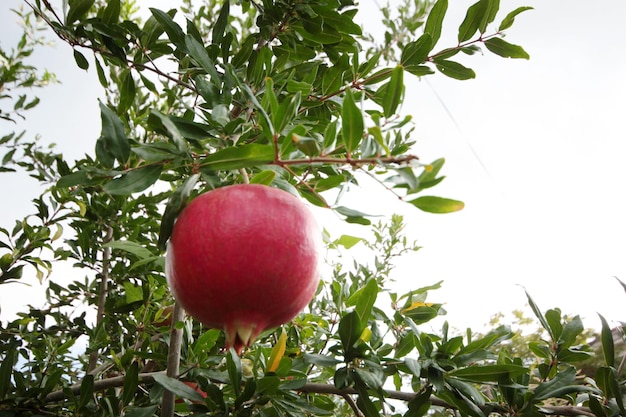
[401,301,434,313]
[266,329,287,373]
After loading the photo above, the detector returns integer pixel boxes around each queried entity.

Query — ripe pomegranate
[165,184,321,354]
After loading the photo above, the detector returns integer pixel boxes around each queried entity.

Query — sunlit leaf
[408,196,464,213]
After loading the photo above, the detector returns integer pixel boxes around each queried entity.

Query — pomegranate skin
[165,184,321,353]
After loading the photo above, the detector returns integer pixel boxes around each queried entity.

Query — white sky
[1,0,625,334]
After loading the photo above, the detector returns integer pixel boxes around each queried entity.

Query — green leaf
[525,290,554,340]
[353,370,380,417]
[122,282,144,306]
[103,240,152,260]
[77,374,94,410]
[149,8,186,50]
[119,70,136,113]
[212,0,230,45]
[95,58,108,88]
[152,373,206,403]
[103,165,162,195]
[99,101,130,165]
[532,366,592,401]
[346,279,378,324]
[0,349,15,400]
[408,196,464,213]
[335,234,364,249]
[449,364,528,382]
[339,311,364,357]
[598,313,615,367]
[341,88,364,153]
[405,386,433,417]
[158,174,199,250]
[433,59,475,80]
[275,92,302,134]
[401,34,432,68]
[122,362,139,405]
[303,353,342,367]
[499,6,533,31]
[424,0,447,46]
[558,315,583,349]
[123,405,159,417]
[458,0,487,42]
[382,65,404,118]
[226,349,242,396]
[66,0,94,24]
[250,170,276,185]
[545,309,563,341]
[479,0,500,34]
[101,0,120,24]
[73,50,89,70]
[148,110,187,152]
[229,65,274,137]
[200,144,274,171]
[484,37,530,59]
[185,35,221,82]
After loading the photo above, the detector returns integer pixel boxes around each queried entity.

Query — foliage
[1,0,625,416]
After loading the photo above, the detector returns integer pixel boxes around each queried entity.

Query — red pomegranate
[165,184,321,354]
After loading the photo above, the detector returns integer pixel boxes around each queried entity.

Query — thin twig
[160,301,186,417]
[87,225,114,373]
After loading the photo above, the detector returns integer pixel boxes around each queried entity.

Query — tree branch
[160,301,186,417]
[87,225,113,373]
[43,373,596,417]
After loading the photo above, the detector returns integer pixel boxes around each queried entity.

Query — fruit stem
[239,168,250,184]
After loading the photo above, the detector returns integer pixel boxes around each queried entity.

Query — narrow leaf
[458,0,486,42]
[266,329,287,373]
[341,88,364,153]
[424,0,448,46]
[152,373,206,403]
[383,65,404,118]
[103,165,162,195]
[200,144,274,171]
[149,8,186,50]
[185,35,221,81]
[598,313,615,367]
[499,6,533,31]
[484,37,530,59]
[66,0,94,24]
[449,364,528,382]
[158,174,199,250]
[250,170,276,185]
[99,101,130,165]
[525,290,554,340]
[122,362,139,405]
[409,196,464,213]
[103,240,152,260]
[212,0,230,45]
[401,34,432,67]
[119,70,136,113]
[433,60,475,80]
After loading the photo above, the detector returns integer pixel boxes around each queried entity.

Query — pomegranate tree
[165,184,321,353]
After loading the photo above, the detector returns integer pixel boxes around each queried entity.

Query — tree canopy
[1,0,624,416]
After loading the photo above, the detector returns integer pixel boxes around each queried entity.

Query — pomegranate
[165,184,321,354]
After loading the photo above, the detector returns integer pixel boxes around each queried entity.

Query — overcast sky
[1,0,625,333]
